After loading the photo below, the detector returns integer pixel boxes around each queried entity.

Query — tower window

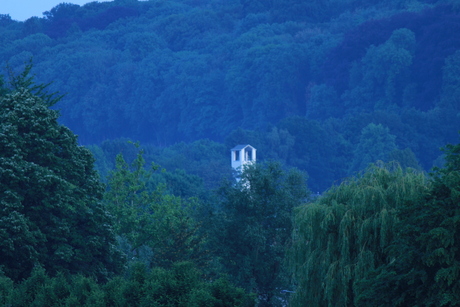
[245,148,252,160]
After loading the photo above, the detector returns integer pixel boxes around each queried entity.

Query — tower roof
[231,144,256,151]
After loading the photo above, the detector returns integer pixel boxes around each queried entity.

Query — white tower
[231,145,256,181]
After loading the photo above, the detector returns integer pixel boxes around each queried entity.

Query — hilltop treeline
[1,0,460,190]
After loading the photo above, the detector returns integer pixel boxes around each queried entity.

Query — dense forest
[1,0,460,305]
[0,0,459,191]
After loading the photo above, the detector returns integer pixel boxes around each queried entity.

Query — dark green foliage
[0,262,254,306]
[387,147,422,170]
[277,116,349,192]
[90,138,229,192]
[439,50,460,110]
[290,162,427,306]
[0,88,124,282]
[152,139,231,190]
[355,140,460,306]
[214,161,308,306]
[349,123,397,174]
[7,60,64,106]
[3,1,460,302]
[342,28,416,111]
[1,0,458,192]
[104,148,210,270]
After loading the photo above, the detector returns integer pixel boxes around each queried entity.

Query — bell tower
[231,144,256,181]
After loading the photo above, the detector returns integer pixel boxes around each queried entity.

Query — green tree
[306,83,339,120]
[290,162,427,307]
[104,148,209,270]
[387,147,422,170]
[277,116,349,192]
[349,123,397,174]
[0,261,255,306]
[356,140,460,306]
[343,28,415,110]
[214,161,308,306]
[0,88,124,282]
[439,50,460,111]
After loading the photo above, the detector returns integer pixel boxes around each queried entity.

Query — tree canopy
[355,140,460,306]
[0,78,255,305]
[2,0,460,304]
[104,147,210,270]
[290,162,427,306]
[213,161,309,306]
[0,88,124,282]
[2,0,460,191]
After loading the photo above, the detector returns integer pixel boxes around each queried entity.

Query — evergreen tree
[0,87,124,282]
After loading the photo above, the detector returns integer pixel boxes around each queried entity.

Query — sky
[1,0,112,21]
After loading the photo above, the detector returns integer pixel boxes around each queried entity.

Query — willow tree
[356,140,460,306]
[289,162,427,307]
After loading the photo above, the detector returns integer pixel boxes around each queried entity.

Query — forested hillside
[2,1,460,304]
[1,0,459,191]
